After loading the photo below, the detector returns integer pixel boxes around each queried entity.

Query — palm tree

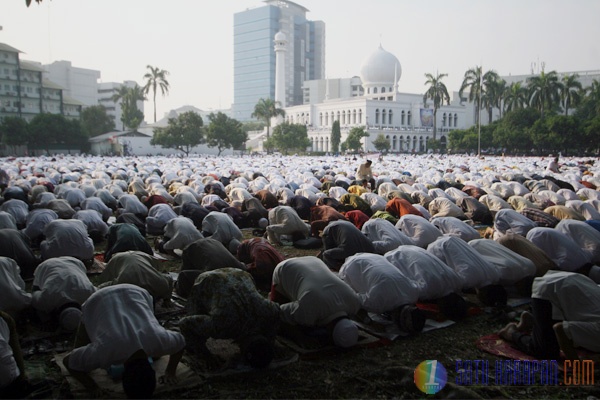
[459,66,483,126]
[251,98,285,151]
[143,65,170,123]
[480,71,501,123]
[504,82,529,113]
[587,79,600,115]
[527,69,561,118]
[423,72,450,141]
[560,73,583,115]
[489,77,507,119]
[112,85,146,131]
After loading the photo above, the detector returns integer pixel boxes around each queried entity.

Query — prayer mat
[152,251,180,261]
[276,327,382,356]
[185,338,299,377]
[476,333,600,363]
[356,315,456,341]
[416,302,482,322]
[476,333,538,361]
[54,352,200,399]
[87,257,105,275]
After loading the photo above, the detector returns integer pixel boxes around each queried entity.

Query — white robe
[384,245,463,301]
[427,235,500,289]
[339,253,418,313]
[468,239,536,286]
[526,227,592,272]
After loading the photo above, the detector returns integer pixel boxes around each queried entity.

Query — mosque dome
[275,31,287,41]
[359,45,402,86]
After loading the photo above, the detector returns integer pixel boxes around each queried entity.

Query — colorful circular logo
[414,360,447,394]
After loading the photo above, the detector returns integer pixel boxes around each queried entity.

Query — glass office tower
[233,0,325,122]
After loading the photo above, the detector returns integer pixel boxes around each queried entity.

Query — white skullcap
[228,238,241,254]
[332,318,358,348]
[59,307,82,332]
[258,218,269,229]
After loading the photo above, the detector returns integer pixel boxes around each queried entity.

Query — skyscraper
[233,0,325,122]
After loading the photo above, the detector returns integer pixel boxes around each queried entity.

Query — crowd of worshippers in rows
[1,155,600,398]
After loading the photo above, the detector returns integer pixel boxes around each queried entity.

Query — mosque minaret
[274,31,287,108]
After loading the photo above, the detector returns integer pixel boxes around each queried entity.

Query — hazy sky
[2,0,599,123]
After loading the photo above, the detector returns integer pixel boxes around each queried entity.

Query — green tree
[582,115,600,154]
[459,66,484,126]
[331,120,341,154]
[143,65,170,123]
[492,108,540,154]
[80,105,115,137]
[269,122,310,155]
[251,98,285,149]
[28,113,71,154]
[151,111,205,156]
[544,115,581,155]
[423,72,450,141]
[343,126,369,153]
[111,85,145,130]
[560,74,583,116]
[372,134,390,153]
[0,116,29,154]
[242,121,265,133]
[527,69,561,118]
[206,112,248,156]
[504,82,529,113]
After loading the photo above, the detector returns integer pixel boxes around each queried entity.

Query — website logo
[414,360,447,394]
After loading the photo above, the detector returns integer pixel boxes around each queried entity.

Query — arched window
[442,113,446,127]
[382,110,387,126]
[374,87,378,94]
[401,111,405,125]
[419,137,425,152]
[352,109,356,124]
[336,111,340,122]
[389,109,393,125]
[319,113,323,126]
[358,109,362,124]
[454,113,458,127]
[413,136,417,150]
[325,137,329,152]
[392,135,397,150]
[375,109,380,124]
[381,87,386,93]
[407,111,412,126]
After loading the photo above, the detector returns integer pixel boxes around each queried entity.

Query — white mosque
[271,32,469,154]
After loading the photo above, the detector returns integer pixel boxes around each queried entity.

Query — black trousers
[512,298,560,360]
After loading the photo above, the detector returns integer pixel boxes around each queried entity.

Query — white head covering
[258,218,269,229]
[332,318,358,348]
[59,307,82,332]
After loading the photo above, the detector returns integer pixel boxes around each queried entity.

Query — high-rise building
[233,0,325,122]
[44,60,101,107]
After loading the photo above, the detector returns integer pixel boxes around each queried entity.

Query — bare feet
[516,311,534,332]
[498,322,518,342]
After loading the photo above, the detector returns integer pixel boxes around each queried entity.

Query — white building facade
[283,45,466,153]
[44,60,100,107]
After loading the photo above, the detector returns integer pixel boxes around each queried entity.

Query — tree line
[444,68,600,155]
